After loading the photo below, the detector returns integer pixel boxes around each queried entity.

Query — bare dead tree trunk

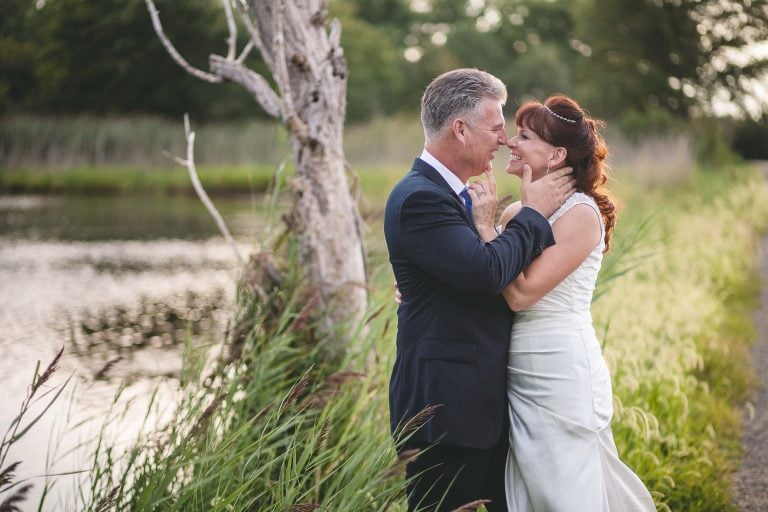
[146,0,368,353]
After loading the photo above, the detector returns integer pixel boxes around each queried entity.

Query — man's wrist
[477,225,498,242]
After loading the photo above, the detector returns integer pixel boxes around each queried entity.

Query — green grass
[0,165,279,195]
[594,163,768,511]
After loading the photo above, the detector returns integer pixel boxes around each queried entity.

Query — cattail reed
[0,462,21,489]
[451,499,493,511]
[95,485,120,512]
[284,373,311,406]
[31,346,64,396]
[289,504,320,512]
[400,404,442,435]
[0,483,33,512]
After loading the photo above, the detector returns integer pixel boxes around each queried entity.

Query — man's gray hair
[421,68,507,142]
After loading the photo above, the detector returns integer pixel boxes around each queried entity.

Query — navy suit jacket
[384,158,556,449]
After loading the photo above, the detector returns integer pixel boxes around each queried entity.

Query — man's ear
[550,147,567,168]
[452,118,468,144]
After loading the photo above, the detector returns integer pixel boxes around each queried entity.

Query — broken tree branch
[208,56,282,118]
[220,0,238,61]
[174,114,244,268]
[235,0,275,72]
[236,40,254,64]
[145,0,222,83]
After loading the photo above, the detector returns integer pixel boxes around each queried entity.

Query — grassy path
[734,162,768,511]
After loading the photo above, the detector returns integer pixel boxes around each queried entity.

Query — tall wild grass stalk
[0,346,75,511]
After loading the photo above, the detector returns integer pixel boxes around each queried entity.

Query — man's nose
[498,130,509,145]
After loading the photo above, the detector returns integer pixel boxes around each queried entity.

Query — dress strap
[548,192,605,239]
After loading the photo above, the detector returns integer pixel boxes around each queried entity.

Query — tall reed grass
[0,116,425,171]
[594,164,768,511]
[74,244,411,511]
[0,116,289,169]
[0,115,698,203]
[609,134,696,189]
[1,115,693,174]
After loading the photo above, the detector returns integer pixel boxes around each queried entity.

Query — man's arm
[397,188,554,295]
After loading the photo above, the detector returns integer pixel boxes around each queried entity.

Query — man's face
[463,98,508,176]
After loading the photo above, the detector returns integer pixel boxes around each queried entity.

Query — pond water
[0,193,260,510]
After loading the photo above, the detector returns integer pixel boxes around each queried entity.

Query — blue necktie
[459,187,472,217]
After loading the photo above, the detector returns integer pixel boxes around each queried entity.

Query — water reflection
[0,193,257,510]
[72,290,229,362]
[0,193,258,241]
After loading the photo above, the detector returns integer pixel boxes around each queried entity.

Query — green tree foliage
[3,0,258,119]
[731,115,768,159]
[573,0,768,120]
[443,1,577,106]
[330,0,408,120]
[0,0,40,113]
[2,0,767,125]
[385,0,580,112]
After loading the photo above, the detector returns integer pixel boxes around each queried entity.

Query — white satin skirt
[505,311,655,511]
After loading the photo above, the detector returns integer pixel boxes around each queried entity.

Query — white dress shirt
[420,149,469,207]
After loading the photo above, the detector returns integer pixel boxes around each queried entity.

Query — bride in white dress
[467,95,656,512]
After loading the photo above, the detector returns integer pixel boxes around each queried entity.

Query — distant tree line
[2,0,768,153]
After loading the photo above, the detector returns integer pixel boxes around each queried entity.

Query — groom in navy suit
[384,69,574,511]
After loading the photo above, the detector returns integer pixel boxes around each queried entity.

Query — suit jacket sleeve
[398,188,555,295]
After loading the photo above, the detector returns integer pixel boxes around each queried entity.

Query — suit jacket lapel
[411,158,477,232]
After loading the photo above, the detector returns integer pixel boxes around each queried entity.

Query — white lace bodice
[525,192,604,313]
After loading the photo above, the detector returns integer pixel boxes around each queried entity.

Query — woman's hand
[467,169,499,242]
[394,279,403,305]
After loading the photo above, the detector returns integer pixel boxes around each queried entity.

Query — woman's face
[505,122,558,180]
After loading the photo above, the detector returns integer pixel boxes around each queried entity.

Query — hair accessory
[543,105,578,124]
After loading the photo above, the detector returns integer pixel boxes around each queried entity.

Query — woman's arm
[498,202,524,235]
[503,203,602,311]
